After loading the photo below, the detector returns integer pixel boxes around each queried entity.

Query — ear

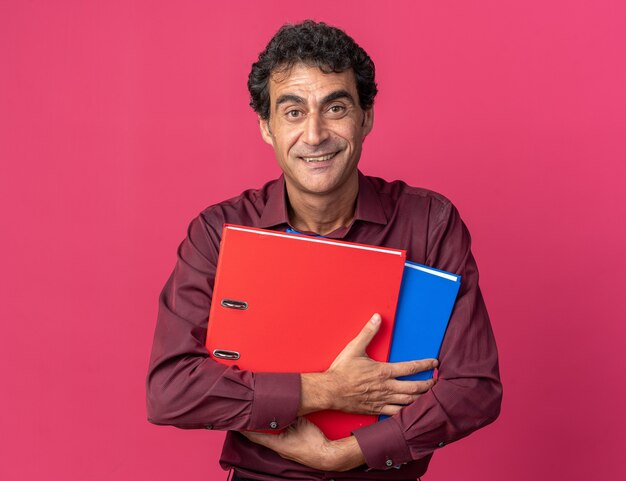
[259,116,274,146]
[362,107,374,138]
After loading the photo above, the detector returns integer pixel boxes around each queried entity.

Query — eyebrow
[321,90,355,106]
[274,90,356,111]
[275,94,305,110]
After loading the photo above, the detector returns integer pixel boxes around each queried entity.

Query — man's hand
[242,417,365,472]
[300,313,438,416]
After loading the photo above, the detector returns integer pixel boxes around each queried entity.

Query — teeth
[303,153,334,162]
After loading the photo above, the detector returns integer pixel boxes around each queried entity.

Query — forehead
[268,63,358,104]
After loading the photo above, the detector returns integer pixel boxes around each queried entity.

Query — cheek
[280,133,301,155]
[337,122,362,144]
[341,132,359,151]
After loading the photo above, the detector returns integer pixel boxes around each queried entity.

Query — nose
[301,113,329,146]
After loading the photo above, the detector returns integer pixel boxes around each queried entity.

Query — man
[147,20,502,480]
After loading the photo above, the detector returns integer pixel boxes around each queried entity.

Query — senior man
[147,20,502,481]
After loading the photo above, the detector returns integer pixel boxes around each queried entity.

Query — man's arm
[350,202,502,469]
[245,202,502,470]
[146,214,301,432]
[244,418,366,472]
[146,213,433,432]
[243,314,439,472]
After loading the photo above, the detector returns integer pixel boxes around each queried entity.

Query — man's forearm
[243,418,366,472]
[299,372,333,415]
[327,435,367,471]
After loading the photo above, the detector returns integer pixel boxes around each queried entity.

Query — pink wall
[1,1,624,480]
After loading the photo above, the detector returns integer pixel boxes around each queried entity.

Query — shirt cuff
[248,372,300,431]
[352,417,412,470]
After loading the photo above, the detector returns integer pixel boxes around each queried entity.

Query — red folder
[206,224,406,440]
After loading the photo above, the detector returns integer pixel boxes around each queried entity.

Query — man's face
[259,64,373,198]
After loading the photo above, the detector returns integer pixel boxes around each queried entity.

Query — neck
[286,175,359,236]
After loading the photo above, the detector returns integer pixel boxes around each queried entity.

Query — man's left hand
[242,417,365,472]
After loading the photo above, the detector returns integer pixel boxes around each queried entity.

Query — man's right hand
[299,313,438,417]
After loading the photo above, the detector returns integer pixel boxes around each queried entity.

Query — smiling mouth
[300,152,338,163]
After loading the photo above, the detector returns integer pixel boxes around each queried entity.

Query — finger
[378,404,404,416]
[344,313,382,354]
[388,358,438,378]
[387,378,436,395]
[385,393,421,405]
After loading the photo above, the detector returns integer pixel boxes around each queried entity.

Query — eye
[327,104,347,117]
[286,109,302,118]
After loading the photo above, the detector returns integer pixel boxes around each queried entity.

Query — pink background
[1,1,625,480]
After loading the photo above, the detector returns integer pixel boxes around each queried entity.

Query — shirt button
[438,441,445,447]
[269,421,278,429]
[385,459,394,467]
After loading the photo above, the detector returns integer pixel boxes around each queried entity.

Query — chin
[300,182,334,195]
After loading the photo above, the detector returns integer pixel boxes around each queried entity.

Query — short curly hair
[248,20,378,120]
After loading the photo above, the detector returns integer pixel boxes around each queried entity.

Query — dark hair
[248,20,377,120]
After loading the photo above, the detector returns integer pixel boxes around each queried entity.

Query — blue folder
[388,261,461,381]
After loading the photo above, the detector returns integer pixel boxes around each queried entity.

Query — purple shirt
[146,171,502,480]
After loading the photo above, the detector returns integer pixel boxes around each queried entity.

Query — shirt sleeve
[352,200,502,470]
[146,213,301,431]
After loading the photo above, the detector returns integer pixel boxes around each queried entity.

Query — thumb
[345,313,382,355]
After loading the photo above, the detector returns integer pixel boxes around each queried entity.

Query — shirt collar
[258,170,388,229]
